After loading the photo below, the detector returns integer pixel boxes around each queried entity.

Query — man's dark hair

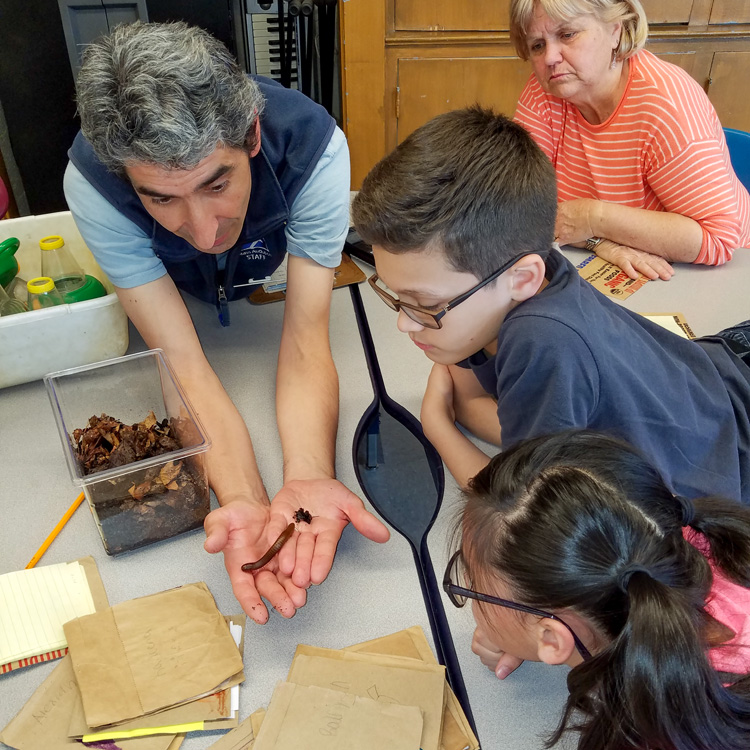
[352,106,557,278]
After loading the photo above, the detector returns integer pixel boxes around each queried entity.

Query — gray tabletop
[1,248,748,750]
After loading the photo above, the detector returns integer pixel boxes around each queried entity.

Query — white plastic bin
[0,211,128,388]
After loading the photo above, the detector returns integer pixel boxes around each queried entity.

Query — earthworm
[241,523,295,572]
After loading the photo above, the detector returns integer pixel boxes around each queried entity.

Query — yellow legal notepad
[0,560,97,665]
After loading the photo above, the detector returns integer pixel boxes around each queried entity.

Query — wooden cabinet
[710,1,750,25]
[394,0,510,31]
[396,56,530,145]
[341,0,750,188]
[707,51,750,129]
[390,0,691,31]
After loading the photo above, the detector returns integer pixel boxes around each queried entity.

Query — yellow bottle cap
[27,276,55,294]
[39,235,64,250]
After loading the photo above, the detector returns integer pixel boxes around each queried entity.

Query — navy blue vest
[68,77,336,325]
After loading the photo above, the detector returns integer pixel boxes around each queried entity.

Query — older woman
[511,0,750,280]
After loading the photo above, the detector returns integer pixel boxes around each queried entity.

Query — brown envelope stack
[208,626,479,750]
[0,579,245,750]
[347,626,480,750]
[63,582,244,728]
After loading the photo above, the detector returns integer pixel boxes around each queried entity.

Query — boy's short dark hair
[352,106,558,279]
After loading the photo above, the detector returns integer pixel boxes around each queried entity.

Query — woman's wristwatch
[585,237,604,253]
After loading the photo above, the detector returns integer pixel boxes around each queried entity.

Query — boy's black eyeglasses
[367,253,533,330]
[443,549,592,661]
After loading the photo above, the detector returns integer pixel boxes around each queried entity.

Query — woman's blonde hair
[510,0,648,61]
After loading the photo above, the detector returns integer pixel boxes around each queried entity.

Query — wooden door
[707,51,750,131]
[709,1,750,24]
[396,57,530,144]
[651,50,713,87]
[392,0,694,30]
[641,0,694,24]
[393,0,510,31]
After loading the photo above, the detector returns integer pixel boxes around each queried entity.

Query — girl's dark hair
[463,430,750,750]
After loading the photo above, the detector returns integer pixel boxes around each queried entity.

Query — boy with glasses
[352,106,750,504]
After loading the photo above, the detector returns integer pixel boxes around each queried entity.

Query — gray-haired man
[64,21,389,623]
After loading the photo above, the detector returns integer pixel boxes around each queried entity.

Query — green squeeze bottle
[0,237,21,288]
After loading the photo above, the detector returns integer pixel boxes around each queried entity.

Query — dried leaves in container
[71,412,209,555]
[72,411,181,475]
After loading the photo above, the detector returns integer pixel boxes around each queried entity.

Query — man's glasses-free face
[367,253,532,330]
[442,549,592,661]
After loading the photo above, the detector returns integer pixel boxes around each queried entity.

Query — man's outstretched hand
[204,499,307,625]
[271,478,390,588]
[204,479,390,624]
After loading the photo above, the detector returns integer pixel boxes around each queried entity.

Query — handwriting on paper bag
[329,681,399,705]
[318,699,351,736]
[32,677,78,725]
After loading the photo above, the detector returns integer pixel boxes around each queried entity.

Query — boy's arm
[449,364,502,446]
[420,364,494,488]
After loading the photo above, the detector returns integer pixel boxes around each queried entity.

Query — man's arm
[272,254,390,588]
[116,275,307,623]
[65,161,309,623]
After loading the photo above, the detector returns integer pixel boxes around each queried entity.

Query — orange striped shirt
[514,50,750,265]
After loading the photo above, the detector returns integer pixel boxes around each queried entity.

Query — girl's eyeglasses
[443,549,592,661]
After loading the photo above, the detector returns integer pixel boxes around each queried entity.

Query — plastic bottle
[3,274,28,304]
[40,235,85,296]
[0,282,26,315]
[39,235,107,303]
[27,277,65,310]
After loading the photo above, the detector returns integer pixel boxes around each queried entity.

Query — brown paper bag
[287,645,445,750]
[67,685,234,737]
[63,582,244,727]
[253,682,423,750]
[0,655,177,750]
[250,708,265,739]
[68,614,246,738]
[206,708,266,750]
[347,626,479,750]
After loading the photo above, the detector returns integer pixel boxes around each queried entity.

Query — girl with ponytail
[445,430,750,749]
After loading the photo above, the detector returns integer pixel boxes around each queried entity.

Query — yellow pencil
[25,492,86,569]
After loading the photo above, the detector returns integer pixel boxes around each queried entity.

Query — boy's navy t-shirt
[461,249,750,504]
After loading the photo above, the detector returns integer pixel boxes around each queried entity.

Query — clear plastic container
[45,349,212,555]
[40,235,107,303]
